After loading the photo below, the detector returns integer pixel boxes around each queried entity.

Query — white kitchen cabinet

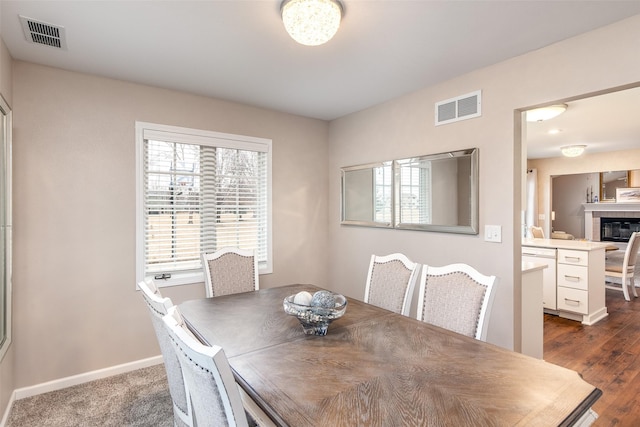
[556,248,607,324]
[522,246,557,310]
[523,238,608,325]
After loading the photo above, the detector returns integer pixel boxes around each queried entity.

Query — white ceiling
[2,1,640,157]
[526,86,640,159]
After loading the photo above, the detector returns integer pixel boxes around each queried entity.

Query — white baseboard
[0,391,16,427]
[13,355,163,401]
[0,356,163,427]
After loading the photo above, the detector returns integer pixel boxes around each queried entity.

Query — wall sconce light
[560,145,586,157]
[526,104,567,122]
[281,0,344,46]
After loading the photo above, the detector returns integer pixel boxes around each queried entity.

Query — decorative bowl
[283,292,347,335]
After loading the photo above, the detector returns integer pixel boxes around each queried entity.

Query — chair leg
[622,277,631,301]
[632,275,639,298]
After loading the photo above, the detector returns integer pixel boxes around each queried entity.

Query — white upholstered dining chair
[605,232,640,301]
[138,278,194,427]
[162,306,253,427]
[364,253,420,316]
[530,226,545,238]
[417,263,497,341]
[202,247,259,298]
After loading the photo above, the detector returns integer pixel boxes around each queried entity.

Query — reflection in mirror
[600,170,629,201]
[549,169,638,239]
[0,95,11,361]
[395,148,478,234]
[341,161,393,227]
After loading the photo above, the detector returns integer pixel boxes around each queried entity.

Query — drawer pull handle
[564,256,581,262]
[564,275,581,281]
[564,298,581,306]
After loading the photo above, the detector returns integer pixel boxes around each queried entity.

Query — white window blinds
[399,160,431,224]
[136,123,272,286]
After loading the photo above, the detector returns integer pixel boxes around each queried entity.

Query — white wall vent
[435,90,481,126]
[19,15,67,50]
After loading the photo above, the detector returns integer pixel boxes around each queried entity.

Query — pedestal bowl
[283,291,347,336]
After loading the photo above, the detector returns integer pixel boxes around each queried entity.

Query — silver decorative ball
[310,290,336,309]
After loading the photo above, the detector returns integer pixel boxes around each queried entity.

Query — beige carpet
[6,364,173,427]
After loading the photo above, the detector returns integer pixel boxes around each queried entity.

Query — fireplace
[600,217,640,242]
[583,202,640,241]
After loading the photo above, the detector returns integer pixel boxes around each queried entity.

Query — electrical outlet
[484,225,502,243]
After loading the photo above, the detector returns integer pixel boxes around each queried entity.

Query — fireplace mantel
[583,203,640,241]
[583,202,640,213]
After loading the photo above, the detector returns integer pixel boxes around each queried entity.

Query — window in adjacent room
[136,122,272,287]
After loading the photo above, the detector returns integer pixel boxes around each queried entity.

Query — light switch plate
[485,225,502,243]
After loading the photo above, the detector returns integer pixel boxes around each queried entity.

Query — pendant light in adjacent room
[526,104,567,122]
[560,145,587,157]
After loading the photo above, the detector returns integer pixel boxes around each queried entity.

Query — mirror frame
[394,148,479,234]
[340,148,479,235]
[0,95,12,362]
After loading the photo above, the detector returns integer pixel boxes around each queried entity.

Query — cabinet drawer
[557,264,588,290]
[558,249,588,266]
[558,287,588,314]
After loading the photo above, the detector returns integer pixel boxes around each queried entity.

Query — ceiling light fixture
[281,0,344,46]
[561,145,586,157]
[526,104,568,122]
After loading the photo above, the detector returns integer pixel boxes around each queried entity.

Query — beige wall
[0,34,14,420]
[528,148,640,237]
[328,14,640,350]
[5,11,640,393]
[0,37,11,105]
[11,61,330,388]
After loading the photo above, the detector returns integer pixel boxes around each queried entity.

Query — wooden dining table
[178,284,601,427]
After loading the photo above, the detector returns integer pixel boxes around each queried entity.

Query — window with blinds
[136,122,272,287]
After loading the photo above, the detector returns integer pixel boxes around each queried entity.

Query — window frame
[135,122,272,288]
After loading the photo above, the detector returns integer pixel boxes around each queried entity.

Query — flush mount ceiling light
[561,145,586,157]
[281,0,344,46]
[526,104,568,122]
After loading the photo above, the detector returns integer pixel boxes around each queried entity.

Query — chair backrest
[138,279,194,427]
[364,253,420,316]
[202,247,259,298]
[530,226,545,238]
[623,232,640,270]
[162,306,249,427]
[417,263,497,341]
[551,231,575,240]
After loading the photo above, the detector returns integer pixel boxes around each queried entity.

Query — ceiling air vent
[435,90,481,126]
[19,15,67,50]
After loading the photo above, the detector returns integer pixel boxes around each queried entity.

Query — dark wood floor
[544,289,640,426]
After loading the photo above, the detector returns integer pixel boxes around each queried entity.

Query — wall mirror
[600,170,630,201]
[341,161,393,227]
[0,95,11,362]
[395,148,478,234]
[341,148,478,235]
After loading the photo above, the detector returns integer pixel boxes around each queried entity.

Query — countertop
[522,261,549,273]
[522,238,611,251]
